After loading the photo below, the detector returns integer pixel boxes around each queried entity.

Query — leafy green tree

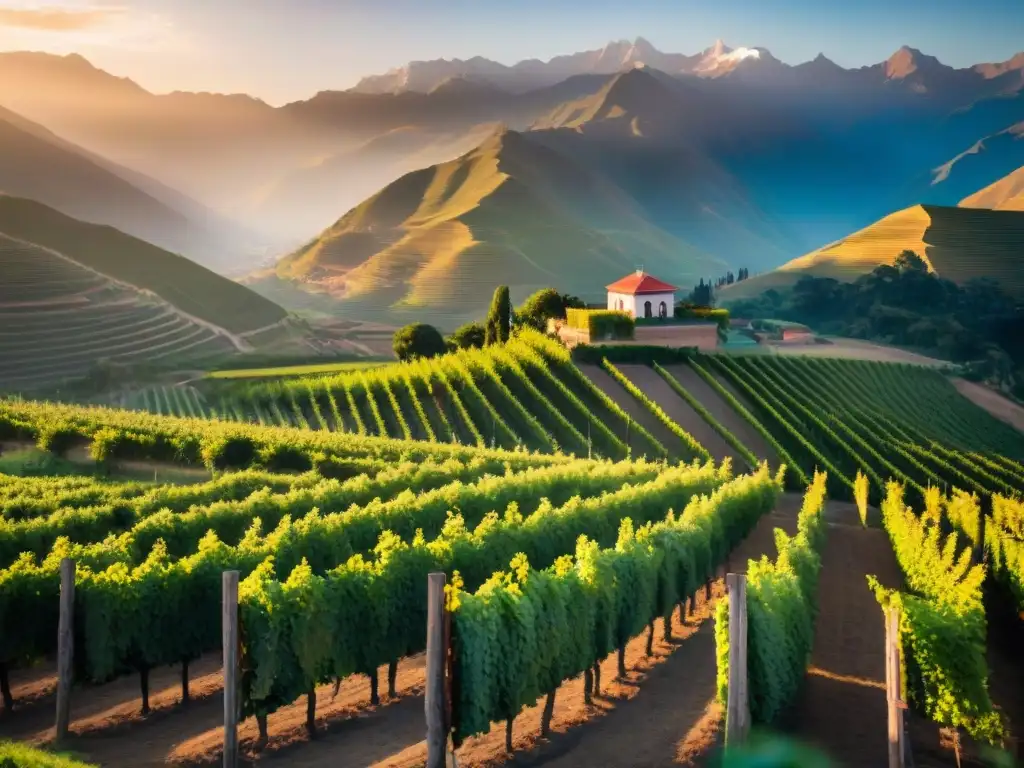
[484,285,512,345]
[515,288,570,331]
[561,293,586,310]
[450,322,486,350]
[392,323,446,362]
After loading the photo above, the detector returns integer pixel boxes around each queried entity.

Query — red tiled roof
[605,271,679,295]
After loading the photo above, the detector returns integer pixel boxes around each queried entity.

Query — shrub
[257,443,314,473]
[564,309,634,339]
[89,427,156,464]
[201,434,259,471]
[450,322,486,350]
[393,323,447,361]
[36,422,83,456]
[674,305,730,329]
[516,288,567,331]
[0,413,35,442]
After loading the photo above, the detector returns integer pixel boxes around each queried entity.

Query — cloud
[0,4,121,31]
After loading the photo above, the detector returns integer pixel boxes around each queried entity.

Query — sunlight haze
[0,0,1022,103]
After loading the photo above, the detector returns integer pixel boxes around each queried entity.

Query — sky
[2,0,1023,105]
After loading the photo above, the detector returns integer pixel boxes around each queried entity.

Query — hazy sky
[2,0,1023,105]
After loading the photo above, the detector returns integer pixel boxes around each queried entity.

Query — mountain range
[3,39,1024,325]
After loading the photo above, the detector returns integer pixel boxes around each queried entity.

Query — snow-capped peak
[695,43,761,73]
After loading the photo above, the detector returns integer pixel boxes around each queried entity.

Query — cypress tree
[485,285,512,345]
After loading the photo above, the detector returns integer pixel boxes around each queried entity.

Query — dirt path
[785,501,904,767]
[984,587,1024,760]
[617,365,739,468]
[665,365,779,467]
[577,364,685,459]
[951,379,1024,434]
[371,494,804,768]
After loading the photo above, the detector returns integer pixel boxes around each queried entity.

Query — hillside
[251,124,498,237]
[263,127,726,327]
[719,203,1024,300]
[925,122,1024,204]
[960,165,1024,210]
[0,234,239,392]
[0,196,287,334]
[0,105,189,252]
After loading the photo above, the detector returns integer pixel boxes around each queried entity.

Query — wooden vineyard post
[426,572,449,768]
[55,558,76,744]
[885,604,906,768]
[725,573,749,746]
[222,571,240,768]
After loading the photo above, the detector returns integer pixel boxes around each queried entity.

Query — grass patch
[0,449,82,477]
[206,360,389,380]
[0,741,97,767]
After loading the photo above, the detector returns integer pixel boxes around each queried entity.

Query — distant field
[768,337,954,368]
[207,360,389,379]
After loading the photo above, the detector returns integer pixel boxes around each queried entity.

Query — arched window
[618,299,624,310]
[644,301,652,318]
[659,301,667,318]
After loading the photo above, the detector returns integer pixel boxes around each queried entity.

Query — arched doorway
[644,300,652,318]
[618,299,624,311]
[658,301,667,318]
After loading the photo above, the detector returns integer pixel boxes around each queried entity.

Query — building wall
[556,321,719,350]
[607,291,675,318]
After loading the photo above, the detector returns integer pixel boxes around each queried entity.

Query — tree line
[393,287,586,362]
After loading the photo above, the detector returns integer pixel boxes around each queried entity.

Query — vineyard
[0,330,1022,767]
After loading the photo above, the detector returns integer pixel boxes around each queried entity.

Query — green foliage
[0,456,666,685]
[727,255,1024,382]
[235,459,737,722]
[718,472,829,725]
[393,323,446,362]
[987,495,1024,614]
[705,355,853,499]
[686,359,808,492]
[719,734,835,767]
[602,359,711,463]
[485,285,512,346]
[854,470,869,527]
[0,742,97,768]
[652,362,761,471]
[450,464,782,740]
[868,482,1005,744]
[564,309,635,339]
[515,288,568,331]
[450,322,486,350]
[674,306,731,330]
[35,423,80,457]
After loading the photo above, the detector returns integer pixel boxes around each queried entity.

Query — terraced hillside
[0,196,286,334]
[720,203,1024,301]
[0,235,237,392]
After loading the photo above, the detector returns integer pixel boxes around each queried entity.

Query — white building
[606,270,678,319]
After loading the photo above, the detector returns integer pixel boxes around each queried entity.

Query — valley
[1,17,1023,768]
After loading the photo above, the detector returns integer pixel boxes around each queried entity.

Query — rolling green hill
[0,196,286,334]
[265,126,727,327]
[719,203,1024,301]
